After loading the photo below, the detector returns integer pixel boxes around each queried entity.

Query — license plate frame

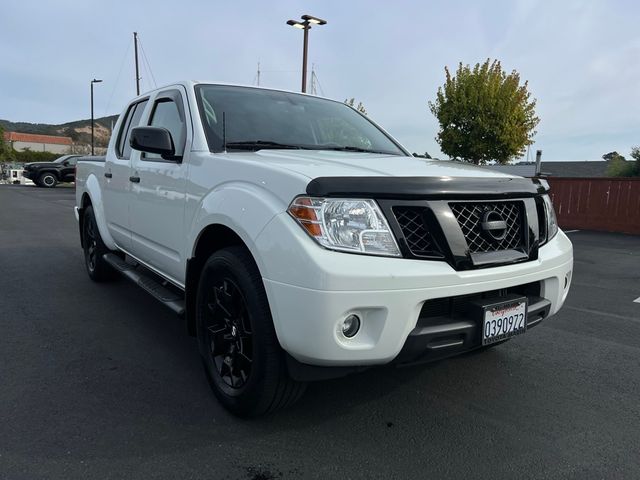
[480,297,528,346]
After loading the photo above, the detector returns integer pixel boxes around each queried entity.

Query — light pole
[286,14,327,93]
[90,79,102,155]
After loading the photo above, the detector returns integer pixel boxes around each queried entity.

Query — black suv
[23,155,80,188]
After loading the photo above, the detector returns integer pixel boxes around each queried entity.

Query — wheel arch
[185,223,263,336]
[82,174,117,250]
[37,168,61,179]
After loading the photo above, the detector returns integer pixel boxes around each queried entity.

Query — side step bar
[103,253,185,317]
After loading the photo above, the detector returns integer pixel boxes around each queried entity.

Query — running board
[103,253,185,317]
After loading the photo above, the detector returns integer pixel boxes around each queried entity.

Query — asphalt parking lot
[1,185,639,480]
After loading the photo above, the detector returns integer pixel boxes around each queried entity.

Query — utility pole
[134,32,140,95]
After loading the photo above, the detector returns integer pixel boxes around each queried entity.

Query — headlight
[542,194,558,242]
[288,196,401,257]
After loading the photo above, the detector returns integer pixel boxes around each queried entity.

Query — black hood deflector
[306,176,549,200]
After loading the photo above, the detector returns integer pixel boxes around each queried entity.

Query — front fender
[84,174,117,250]
[187,181,288,275]
[34,168,61,179]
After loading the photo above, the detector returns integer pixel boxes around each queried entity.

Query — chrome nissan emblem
[481,210,508,241]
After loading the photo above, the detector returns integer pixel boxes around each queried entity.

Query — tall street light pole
[90,79,102,156]
[286,14,327,93]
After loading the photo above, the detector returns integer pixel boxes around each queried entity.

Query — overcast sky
[1,0,638,161]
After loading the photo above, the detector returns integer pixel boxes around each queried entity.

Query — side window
[116,99,149,159]
[66,158,77,167]
[145,95,186,159]
[116,105,135,158]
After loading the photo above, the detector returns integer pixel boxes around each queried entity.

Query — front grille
[393,207,439,257]
[450,201,523,253]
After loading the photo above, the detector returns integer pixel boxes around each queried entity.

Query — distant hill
[0,115,119,148]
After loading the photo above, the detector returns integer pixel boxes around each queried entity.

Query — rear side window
[116,99,148,159]
[144,95,186,159]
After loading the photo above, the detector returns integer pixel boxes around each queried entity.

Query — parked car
[74,82,573,417]
[23,154,80,187]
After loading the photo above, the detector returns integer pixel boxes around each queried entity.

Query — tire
[38,172,58,188]
[196,246,306,417]
[82,206,116,282]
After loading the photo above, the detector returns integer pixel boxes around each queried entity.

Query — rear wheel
[38,172,58,188]
[196,247,306,417]
[82,206,116,282]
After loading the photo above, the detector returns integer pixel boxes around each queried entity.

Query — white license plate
[482,299,527,345]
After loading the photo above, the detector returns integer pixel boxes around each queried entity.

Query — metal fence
[547,177,640,235]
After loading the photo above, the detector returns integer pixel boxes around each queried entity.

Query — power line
[312,68,325,96]
[137,35,157,89]
[103,39,132,116]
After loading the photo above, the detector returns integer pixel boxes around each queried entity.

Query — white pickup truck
[75,81,573,416]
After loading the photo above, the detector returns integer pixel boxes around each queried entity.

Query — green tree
[605,149,639,177]
[602,151,625,162]
[429,59,539,165]
[630,147,640,175]
[606,157,635,177]
[0,125,7,162]
[344,98,367,115]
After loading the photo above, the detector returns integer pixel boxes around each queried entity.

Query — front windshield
[195,85,406,156]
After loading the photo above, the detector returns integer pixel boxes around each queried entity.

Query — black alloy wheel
[196,247,306,417]
[84,214,98,273]
[82,206,116,282]
[204,277,253,389]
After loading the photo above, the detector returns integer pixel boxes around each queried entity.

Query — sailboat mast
[134,32,140,95]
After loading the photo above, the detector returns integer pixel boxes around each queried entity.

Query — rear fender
[84,174,117,250]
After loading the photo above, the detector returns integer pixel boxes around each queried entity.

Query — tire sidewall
[82,206,113,281]
[196,248,281,415]
[39,173,57,188]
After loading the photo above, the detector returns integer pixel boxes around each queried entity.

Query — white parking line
[634,297,640,304]
[564,229,580,233]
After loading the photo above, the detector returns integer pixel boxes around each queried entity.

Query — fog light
[342,314,361,338]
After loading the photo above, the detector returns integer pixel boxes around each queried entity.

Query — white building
[3,131,73,154]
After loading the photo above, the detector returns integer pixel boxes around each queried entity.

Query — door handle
[104,172,113,178]
[129,176,141,183]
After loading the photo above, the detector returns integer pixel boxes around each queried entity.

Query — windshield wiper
[225,141,309,151]
[314,144,401,155]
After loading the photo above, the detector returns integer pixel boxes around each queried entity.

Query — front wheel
[196,247,306,417]
[38,172,58,188]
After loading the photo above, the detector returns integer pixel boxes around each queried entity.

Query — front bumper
[22,170,33,180]
[259,214,573,367]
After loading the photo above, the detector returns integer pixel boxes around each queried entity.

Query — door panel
[103,99,149,251]
[129,89,190,284]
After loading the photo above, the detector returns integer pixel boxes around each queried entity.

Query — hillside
[0,115,118,148]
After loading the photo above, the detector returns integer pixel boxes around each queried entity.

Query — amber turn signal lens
[288,197,323,237]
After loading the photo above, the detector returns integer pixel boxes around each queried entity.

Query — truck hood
[24,162,57,168]
[236,150,515,180]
